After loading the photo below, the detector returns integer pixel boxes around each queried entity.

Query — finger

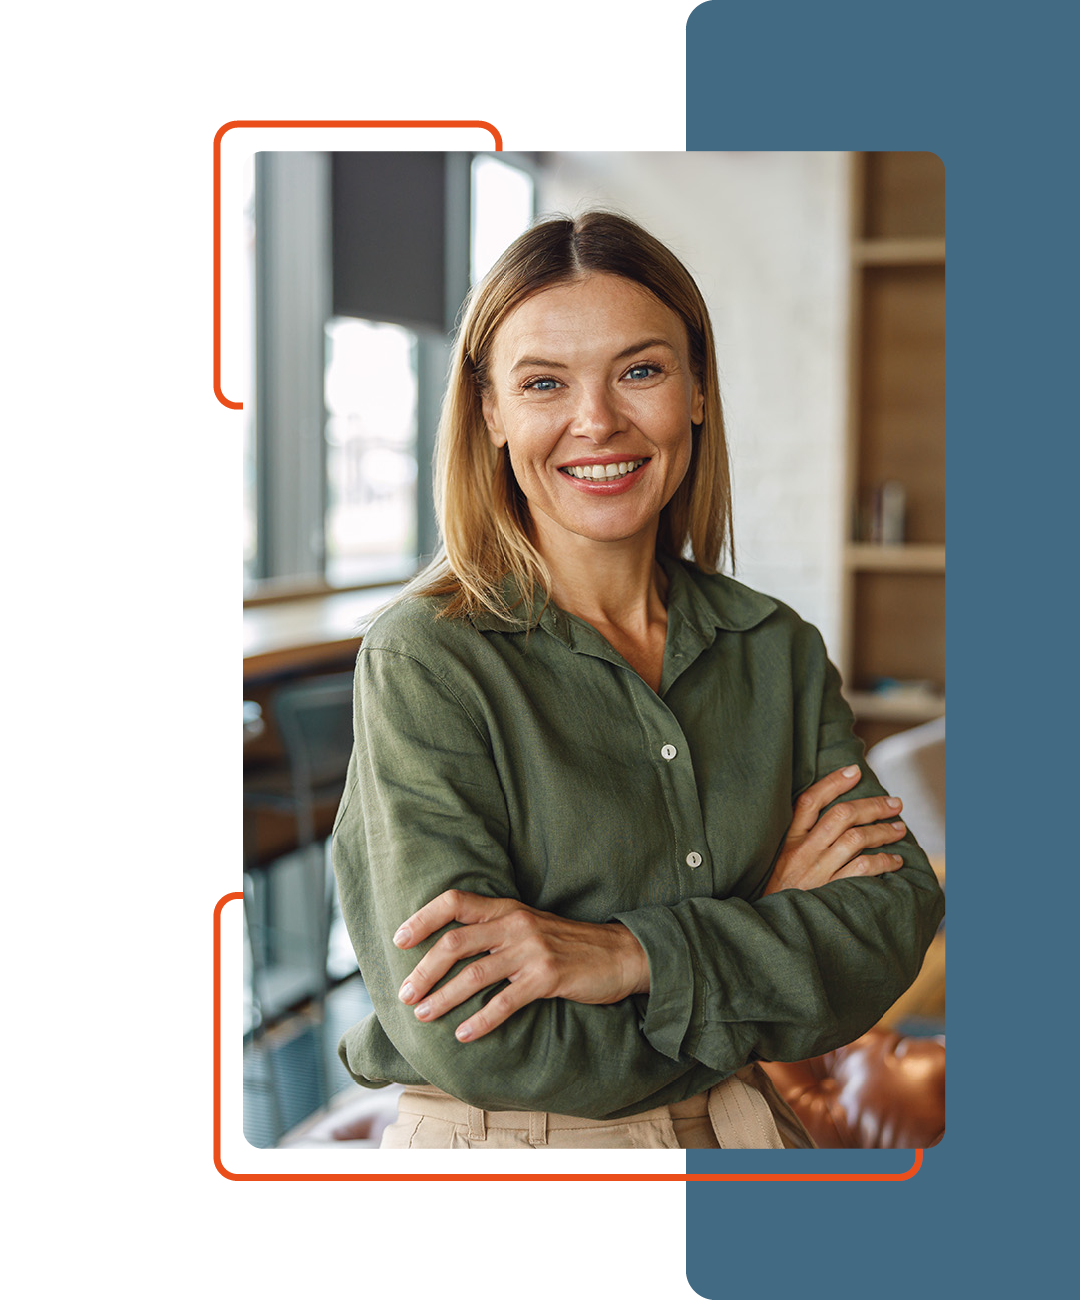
[831,852,905,882]
[393,890,511,948]
[398,920,506,1003]
[803,796,905,852]
[454,982,535,1043]
[412,951,517,1022]
[818,820,907,875]
[826,794,903,825]
[788,765,862,836]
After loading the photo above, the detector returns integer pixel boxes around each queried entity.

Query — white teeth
[563,459,644,481]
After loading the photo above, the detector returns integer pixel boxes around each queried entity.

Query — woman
[332,212,944,1149]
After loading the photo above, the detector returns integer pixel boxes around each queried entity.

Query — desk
[243,585,402,681]
[244,585,401,862]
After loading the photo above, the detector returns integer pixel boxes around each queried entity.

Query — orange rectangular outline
[215,893,922,1182]
[217,121,921,1184]
[213,118,504,410]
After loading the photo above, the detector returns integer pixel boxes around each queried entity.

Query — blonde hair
[407,211,733,622]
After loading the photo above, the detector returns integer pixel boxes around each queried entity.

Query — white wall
[535,152,851,656]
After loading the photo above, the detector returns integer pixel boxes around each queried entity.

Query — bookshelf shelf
[845,543,946,573]
[848,690,946,723]
[853,236,946,266]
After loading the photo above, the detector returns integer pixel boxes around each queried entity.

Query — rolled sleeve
[611,905,695,1061]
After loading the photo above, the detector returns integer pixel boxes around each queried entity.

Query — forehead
[490,273,689,365]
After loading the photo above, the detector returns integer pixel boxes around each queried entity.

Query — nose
[568,382,622,443]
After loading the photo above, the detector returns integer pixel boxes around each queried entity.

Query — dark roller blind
[331,152,448,333]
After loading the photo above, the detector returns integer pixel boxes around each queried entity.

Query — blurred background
[242,151,945,1147]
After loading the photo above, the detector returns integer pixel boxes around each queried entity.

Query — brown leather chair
[762,1026,945,1149]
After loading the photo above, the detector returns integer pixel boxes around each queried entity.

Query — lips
[556,456,650,493]
[559,458,647,482]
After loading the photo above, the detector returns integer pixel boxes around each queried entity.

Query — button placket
[631,686,710,880]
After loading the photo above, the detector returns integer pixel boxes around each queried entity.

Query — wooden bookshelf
[842,153,946,751]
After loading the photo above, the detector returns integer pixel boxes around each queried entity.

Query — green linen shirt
[332,557,945,1121]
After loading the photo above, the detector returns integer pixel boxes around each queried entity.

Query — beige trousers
[380,1065,815,1150]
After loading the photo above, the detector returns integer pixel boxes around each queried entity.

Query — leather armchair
[762,1026,945,1149]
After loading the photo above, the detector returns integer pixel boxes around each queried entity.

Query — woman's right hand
[762,765,908,896]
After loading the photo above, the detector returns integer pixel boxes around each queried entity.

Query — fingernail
[886,797,902,809]
[892,821,905,831]
[393,926,410,947]
[455,1024,472,1041]
[842,766,859,778]
[399,982,414,1003]
[415,1002,431,1020]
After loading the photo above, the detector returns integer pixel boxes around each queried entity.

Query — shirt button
[686,851,702,869]
[661,744,678,760]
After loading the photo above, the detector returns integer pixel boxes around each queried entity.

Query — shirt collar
[469,575,549,633]
[470,557,777,640]
[658,555,777,635]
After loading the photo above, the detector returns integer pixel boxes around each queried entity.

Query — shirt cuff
[612,905,695,1061]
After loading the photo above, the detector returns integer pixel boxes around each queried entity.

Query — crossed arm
[394,763,912,1043]
[333,642,944,1118]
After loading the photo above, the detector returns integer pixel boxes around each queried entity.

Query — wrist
[608,922,650,997]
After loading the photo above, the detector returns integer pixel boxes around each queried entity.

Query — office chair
[243,670,356,1119]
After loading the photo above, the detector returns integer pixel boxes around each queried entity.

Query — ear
[691,380,705,427]
[482,392,507,448]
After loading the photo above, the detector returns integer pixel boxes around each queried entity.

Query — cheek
[629,392,695,455]
[671,436,694,493]
[501,409,559,462]
[656,405,695,488]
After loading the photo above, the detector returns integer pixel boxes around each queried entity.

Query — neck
[533,524,668,635]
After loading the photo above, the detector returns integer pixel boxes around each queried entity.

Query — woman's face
[481,272,704,563]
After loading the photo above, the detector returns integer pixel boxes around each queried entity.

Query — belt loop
[528,1109,548,1148]
[707,1075,784,1149]
[466,1105,486,1142]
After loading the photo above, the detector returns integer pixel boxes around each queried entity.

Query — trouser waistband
[396,1067,785,1148]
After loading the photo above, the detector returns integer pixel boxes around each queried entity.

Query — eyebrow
[509,337,677,372]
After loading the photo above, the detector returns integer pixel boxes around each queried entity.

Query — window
[323,318,419,587]
[245,152,535,596]
[471,154,536,283]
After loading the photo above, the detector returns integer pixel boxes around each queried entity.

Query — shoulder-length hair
[407,210,733,621]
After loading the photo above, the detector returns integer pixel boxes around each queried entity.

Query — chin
[569,516,658,546]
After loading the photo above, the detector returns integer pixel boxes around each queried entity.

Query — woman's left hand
[392,891,650,1043]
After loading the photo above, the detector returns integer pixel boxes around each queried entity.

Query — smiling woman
[482,275,702,556]
[330,212,944,1149]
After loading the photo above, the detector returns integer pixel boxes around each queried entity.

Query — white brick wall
[537,152,850,659]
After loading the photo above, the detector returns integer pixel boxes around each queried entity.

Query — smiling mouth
[559,458,647,482]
